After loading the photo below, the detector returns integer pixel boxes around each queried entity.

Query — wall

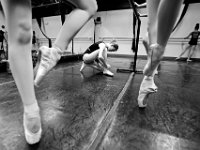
[95,3,200,58]
[1,3,200,58]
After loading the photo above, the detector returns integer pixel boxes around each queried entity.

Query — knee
[16,21,32,45]
[89,5,98,17]
[84,3,98,18]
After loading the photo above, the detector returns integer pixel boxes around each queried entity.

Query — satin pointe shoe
[34,46,62,87]
[137,76,158,107]
[23,110,42,144]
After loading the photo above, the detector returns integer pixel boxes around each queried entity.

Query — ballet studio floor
[0,57,200,150]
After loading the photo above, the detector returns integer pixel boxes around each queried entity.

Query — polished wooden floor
[0,57,199,150]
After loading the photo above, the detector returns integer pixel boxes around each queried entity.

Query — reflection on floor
[0,57,200,150]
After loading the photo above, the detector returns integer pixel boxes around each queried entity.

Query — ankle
[144,75,153,80]
[24,103,39,114]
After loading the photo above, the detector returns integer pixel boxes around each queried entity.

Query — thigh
[83,50,99,63]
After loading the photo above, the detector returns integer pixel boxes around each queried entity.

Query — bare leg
[146,0,160,45]
[1,0,41,144]
[97,48,114,76]
[80,50,103,72]
[144,0,183,76]
[34,0,98,86]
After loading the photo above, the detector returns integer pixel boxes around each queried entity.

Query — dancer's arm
[184,32,192,39]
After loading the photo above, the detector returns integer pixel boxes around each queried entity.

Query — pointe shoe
[187,59,192,62]
[23,110,42,144]
[103,69,114,77]
[34,46,62,87]
[175,57,181,60]
[137,76,157,107]
[143,44,164,76]
[138,88,157,108]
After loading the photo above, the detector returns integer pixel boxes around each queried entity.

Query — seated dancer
[80,40,119,77]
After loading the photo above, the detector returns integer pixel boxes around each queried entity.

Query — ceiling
[31,0,146,18]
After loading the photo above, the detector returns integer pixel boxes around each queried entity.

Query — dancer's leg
[98,47,109,68]
[138,0,183,107]
[54,0,98,50]
[34,0,98,86]
[144,0,183,76]
[80,51,103,72]
[1,0,41,144]
[146,0,160,45]
[143,0,160,76]
[141,0,160,92]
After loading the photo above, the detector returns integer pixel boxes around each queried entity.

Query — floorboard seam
[85,72,134,150]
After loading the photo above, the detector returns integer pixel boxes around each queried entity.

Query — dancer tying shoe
[34,0,98,87]
[80,40,119,77]
[0,0,41,144]
[138,0,183,108]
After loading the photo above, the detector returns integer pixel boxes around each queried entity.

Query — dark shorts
[189,40,198,45]
[0,38,3,42]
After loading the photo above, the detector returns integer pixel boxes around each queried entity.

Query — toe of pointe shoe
[103,70,114,77]
[80,63,86,72]
[23,114,42,144]
[24,127,42,145]
[34,67,47,87]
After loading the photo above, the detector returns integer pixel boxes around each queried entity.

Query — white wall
[94,3,200,58]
